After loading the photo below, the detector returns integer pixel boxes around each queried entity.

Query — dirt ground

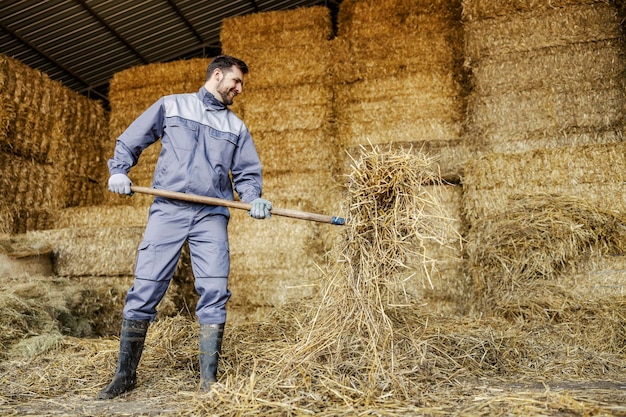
[1,377,625,416]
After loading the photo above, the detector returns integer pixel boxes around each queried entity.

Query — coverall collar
[198,86,227,111]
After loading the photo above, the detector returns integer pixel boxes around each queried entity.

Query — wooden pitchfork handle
[130,186,346,226]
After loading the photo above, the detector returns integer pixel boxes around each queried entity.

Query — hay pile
[462,0,626,154]
[0,54,109,234]
[220,7,342,315]
[334,0,472,181]
[0,147,624,416]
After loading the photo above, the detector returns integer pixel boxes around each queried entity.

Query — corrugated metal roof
[0,0,341,107]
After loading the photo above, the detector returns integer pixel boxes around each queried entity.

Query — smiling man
[99,55,272,399]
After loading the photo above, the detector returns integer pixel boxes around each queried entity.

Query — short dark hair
[206,55,249,80]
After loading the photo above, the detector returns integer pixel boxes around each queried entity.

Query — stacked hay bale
[461,0,626,318]
[466,193,626,318]
[220,7,341,317]
[0,54,109,234]
[462,0,626,154]
[334,0,470,180]
[10,60,213,334]
[332,0,468,312]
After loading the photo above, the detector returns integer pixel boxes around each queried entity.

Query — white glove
[249,198,272,219]
[108,173,133,195]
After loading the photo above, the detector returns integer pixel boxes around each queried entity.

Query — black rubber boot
[96,319,149,400]
[199,323,224,391]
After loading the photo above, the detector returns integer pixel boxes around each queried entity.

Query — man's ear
[213,68,223,81]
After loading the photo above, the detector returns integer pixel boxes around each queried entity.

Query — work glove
[249,198,272,219]
[108,173,133,195]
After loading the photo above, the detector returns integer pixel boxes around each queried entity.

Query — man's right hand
[108,173,133,195]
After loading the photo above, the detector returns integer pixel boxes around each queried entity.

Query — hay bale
[240,83,333,132]
[462,0,608,21]
[470,125,625,156]
[220,6,333,87]
[334,73,465,147]
[52,205,149,229]
[0,54,110,228]
[466,193,626,316]
[462,142,626,222]
[463,3,622,63]
[335,1,463,83]
[466,83,626,138]
[253,128,341,175]
[25,227,145,277]
[469,39,626,97]
[0,235,53,278]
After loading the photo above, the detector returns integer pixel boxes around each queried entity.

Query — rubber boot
[96,319,149,400]
[199,323,224,391]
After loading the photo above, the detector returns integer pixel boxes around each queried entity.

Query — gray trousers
[123,197,231,324]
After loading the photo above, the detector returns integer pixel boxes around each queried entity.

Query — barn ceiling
[0,0,341,108]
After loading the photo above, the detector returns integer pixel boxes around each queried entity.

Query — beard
[216,80,236,106]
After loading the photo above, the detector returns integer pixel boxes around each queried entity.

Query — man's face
[214,66,244,105]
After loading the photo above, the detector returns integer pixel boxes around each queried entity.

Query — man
[97,55,272,399]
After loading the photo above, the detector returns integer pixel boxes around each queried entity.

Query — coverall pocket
[207,128,237,163]
[191,240,230,278]
[165,118,198,151]
[134,241,181,281]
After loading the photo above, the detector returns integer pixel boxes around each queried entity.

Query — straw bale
[338,0,462,38]
[240,83,333,132]
[345,140,476,183]
[337,119,465,148]
[472,125,625,156]
[253,128,340,174]
[465,84,626,136]
[339,8,462,42]
[25,227,145,277]
[220,6,332,48]
[334,72,466,148]
[332,17,463,83]
[336,98,465,147]
[221,7,333,87]
[261,169,342,216]
[0,234,53,278]
[464,181,626,221]
[0,55,108,172]
[221,43,333,88]
[462,0,609,21]
[463,142,626,191]
[107,58,210,92]
[469,39,626,96]
[338,71,463,102]
[466,193,626,315]
[0,204,56,235]
[52,205,149,229]
[463,3,622,62]
[0,151,62,209]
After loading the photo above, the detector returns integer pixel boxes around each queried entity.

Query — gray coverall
[108,87,263,324]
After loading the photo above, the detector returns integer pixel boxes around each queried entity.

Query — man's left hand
[250,198,272,219]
